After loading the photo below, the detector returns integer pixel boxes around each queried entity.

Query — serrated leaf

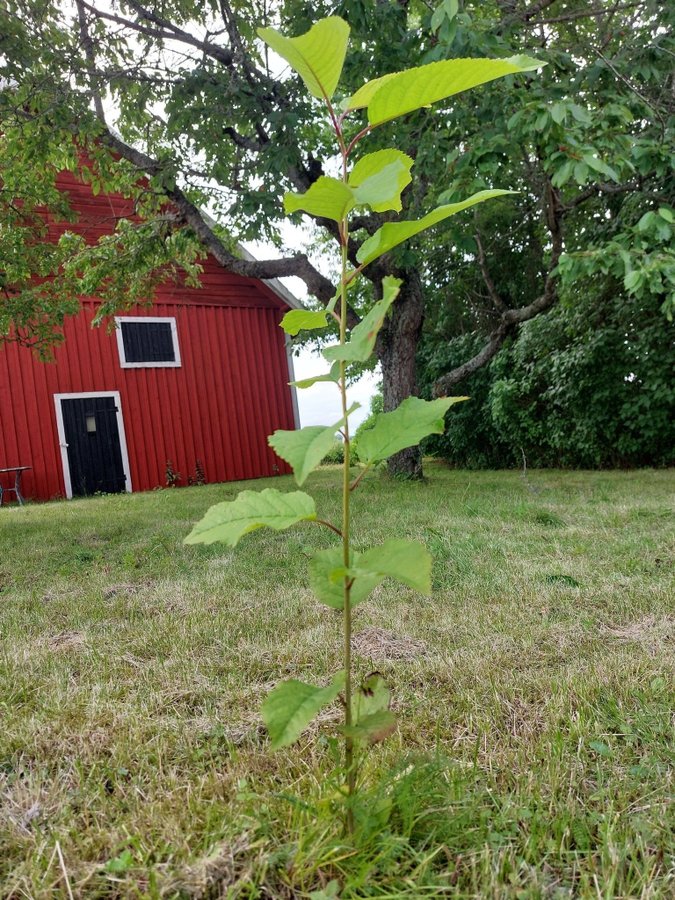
[285,176,355,222]
[185,489,316,546]
[257,16,350,100]
[262,672,345,749]
[323,275,401,362]
[309,538,431,610]
[290,362,341,389]
[354,672,391,721]
[356,191,515,267]
[344,56,544,124]
[354,396,468,465]
[349,149,413,187]
[280,308,328,335]
[357,539,432,595]
[341,72,398,112]
[269,410,352,485]
[309,547,381,609]
[343,710,396,744]
[350,150,414,213]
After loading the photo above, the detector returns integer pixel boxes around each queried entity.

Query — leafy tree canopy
[0,0,672,470]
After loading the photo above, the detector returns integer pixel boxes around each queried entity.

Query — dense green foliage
[420,334,516,469]
[410,0,675,468]
[421,286,675,468]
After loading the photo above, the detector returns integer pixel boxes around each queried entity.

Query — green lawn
[1,465,673,898]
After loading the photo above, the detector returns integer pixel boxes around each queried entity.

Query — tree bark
[376,270,425,479]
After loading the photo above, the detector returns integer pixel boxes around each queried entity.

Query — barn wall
[0,164,298,502]
[0,297,295,501]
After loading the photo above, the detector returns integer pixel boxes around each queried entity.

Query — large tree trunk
[376,270,425,479]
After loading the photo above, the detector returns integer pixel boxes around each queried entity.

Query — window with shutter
[115,317,181,368]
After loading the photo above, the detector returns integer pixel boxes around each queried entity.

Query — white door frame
[53,391,133,499]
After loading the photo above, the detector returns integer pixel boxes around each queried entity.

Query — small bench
[0,466,31,506]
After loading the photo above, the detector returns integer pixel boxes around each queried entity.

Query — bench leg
[14,473,24,506]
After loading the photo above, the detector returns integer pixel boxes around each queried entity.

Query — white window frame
[53,391,133,499]
[115,316,181,368]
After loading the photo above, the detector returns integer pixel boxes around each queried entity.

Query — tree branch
[433,180,564,396]
[529,2,641,25]
[474,231,509,314]
[563,178,643,211]
[98,127,336,302]
[75,0,107,123]
[80,0,236,69]
[593,47,666,131]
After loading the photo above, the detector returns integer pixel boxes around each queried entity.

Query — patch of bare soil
[601,615,675,657]
[352,626,429,661]
[160,836,255,898]
[102,582,139,600]
[46,630,85,652]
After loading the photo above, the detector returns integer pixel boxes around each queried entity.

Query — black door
[61,396,127,496]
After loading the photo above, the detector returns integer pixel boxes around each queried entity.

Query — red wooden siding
[0,166,297,501]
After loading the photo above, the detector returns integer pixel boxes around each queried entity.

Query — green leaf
[574,162,589,185]
[309,538,431,609]
[354,396,468,465]
[589,740,612,758]
[341,73,398,112]
[357,539,432,595]
[582,153,619,181]
[309,547,381,609]
[624,270,642,291]
[269,418,346,486]
[356,191,515,267]
[345,673,396,745]
[309,880,341,900]
[430,4,446,34]
[257,17,350,101]
[551,102,567,125]
[570,103,591,124]
[290,362,341,389]
[184,489,316,546]
[445,0,460,20]
[262,672,345,749]
[323,276,401,362]
[354,672,391,721]
[284,176,355,222]
[343,710,396,744]
[350,150,414,213]
[345,57,544,125]
[280,308,328,335]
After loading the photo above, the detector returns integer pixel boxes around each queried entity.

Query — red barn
[0,169,300,502]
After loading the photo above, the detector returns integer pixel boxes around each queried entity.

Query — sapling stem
[338,131,356,832]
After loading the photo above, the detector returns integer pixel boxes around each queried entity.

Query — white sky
[289,346,380,429]
[243,234,379,431]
